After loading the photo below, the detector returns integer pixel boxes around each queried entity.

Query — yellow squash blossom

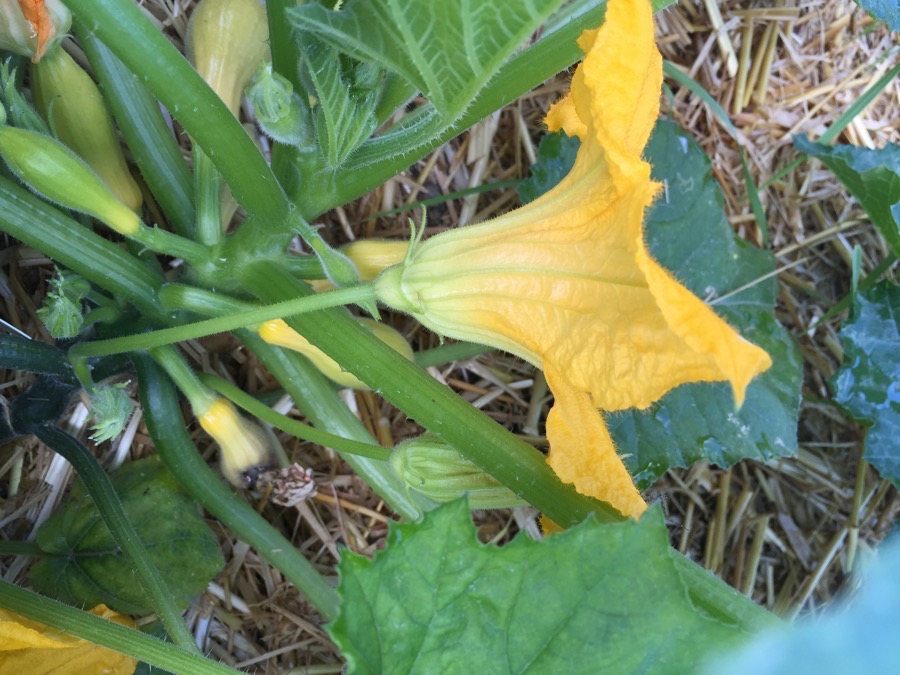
[0,604,136,674]
[376,0,771,519]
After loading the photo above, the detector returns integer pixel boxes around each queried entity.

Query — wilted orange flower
[376,0,771,519]
[0,604,136,674]
[14,0,67,60]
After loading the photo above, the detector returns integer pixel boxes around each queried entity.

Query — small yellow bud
[310,240,409,293]
[391,435,526,509]
[186,0,269,117]
[258,317,414,390]
[342,240,409,281]
[197,398,274,487]
[32,47,143,211]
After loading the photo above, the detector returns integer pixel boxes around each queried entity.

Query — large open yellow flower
[376,0,771,519]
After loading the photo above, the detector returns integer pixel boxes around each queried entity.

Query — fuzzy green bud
[32,47,143,211]
[391,435,527,509]
[0,118,141,236]
[89,382,134,443]
[1,62,49,133]
[246,63,312,148]
[37,268,91,338]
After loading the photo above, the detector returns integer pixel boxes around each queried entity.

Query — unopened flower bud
[89,382,134,443]
[186,0,269,117]
[37,268,91,338]
[246,63,313,148]
[391,435,526,509]
[0,117,141,236]
[197,397,275,487]
[258,317,413,390]
[343,240,409,281]
[32,47,143,211]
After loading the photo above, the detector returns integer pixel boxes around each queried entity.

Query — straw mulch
[1,0,897,671]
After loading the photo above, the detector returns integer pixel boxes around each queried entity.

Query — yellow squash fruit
[0,107,140,236]
[258,317,414,390]
[32,47,142,212]
[185,0,270,117]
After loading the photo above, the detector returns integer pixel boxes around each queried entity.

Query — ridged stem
[31,425,200,655]
[135,355,341,621]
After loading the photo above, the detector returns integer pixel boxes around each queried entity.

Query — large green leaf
[30,456,224,615]
[794,135,900,257]
[289,0,566,119]
[329,500,749,673]
[521,122,802,487]
[301,40,381,169]
[830,282,900,488]
[615,121,802,487]
[852,0,900,29]
[706,535,900,674]
[517,131,580,204]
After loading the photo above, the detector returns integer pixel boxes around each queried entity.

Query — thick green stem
[193,146,223,247]
[83,306,123,329]
[156,283,429,520]
[133,226,209,266]
[135,356,340,621]
[149,345,217,411]
[265,0,304,93]
[75,20,196,237]
[66,0,290,226]
[0,581,237,674]
[414,341,494,369]
[0,176,164,319]
[31,425,201,655]
[158,283,251,316]
[200,373,393,461]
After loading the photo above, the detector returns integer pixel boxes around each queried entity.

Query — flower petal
[636,244,772,407]
[376,0,771,412]
[0,605,136,674]
[544,365,647,520]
